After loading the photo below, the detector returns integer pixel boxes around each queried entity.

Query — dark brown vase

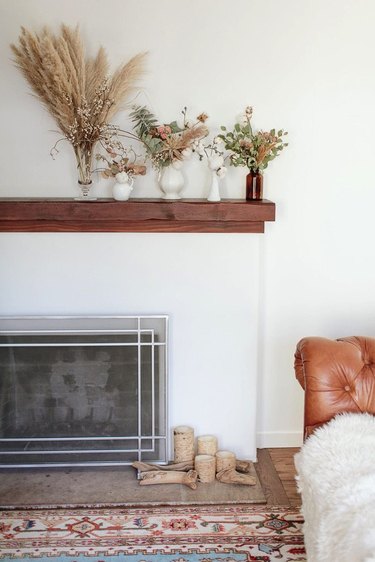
[246,170,263,200]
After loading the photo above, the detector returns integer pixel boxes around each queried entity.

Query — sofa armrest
[294,336,375,438]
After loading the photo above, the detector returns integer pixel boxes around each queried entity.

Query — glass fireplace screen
[0,316,168,467]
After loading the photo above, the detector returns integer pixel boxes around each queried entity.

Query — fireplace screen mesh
[0,316,168,467]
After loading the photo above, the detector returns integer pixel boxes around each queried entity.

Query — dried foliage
[219,106,288,172]
[130,105,208,169]
[11,24,146,183]
[96,136,146,180]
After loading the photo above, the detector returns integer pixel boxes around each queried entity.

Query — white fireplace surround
[0,234,260,461]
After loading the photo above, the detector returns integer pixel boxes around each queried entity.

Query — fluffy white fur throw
[295,413,375,562]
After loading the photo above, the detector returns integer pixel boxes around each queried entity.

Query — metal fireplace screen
[0,316,168,467]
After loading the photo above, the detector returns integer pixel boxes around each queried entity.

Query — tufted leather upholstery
[295,336,375,439]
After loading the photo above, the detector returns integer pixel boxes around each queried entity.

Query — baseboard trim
[256,431,303,448]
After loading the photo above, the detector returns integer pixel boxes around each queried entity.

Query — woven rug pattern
[0,505,305,561]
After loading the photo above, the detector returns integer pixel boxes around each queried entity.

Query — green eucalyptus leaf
[169,120,182,133]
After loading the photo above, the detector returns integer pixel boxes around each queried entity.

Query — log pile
[132,426,256,488]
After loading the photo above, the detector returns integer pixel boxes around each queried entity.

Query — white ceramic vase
[112,175,134,201]
[158,163,184,200]
[207,171,221,202]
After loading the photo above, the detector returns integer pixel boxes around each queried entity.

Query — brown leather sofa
[295,336,375,439]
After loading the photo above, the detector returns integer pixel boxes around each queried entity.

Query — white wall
[1,0,375,452]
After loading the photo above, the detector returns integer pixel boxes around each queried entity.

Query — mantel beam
[0,198,276,233]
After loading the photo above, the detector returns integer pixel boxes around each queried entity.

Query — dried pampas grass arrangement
[11,24,146,191]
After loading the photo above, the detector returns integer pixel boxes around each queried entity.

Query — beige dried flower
[197,112,209,123]
[131,106,209,169]
[11,24,147,185]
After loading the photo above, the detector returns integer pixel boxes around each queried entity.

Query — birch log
[236,459,252,473]
[216,450,236,472]
[132,461,194,473]
[216,468,256,486]
[139,469,198,489]
[174,426,195,462]
[197,435,218,456]
[195,454,216,483]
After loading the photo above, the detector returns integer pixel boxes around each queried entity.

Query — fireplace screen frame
[0,315,169,468]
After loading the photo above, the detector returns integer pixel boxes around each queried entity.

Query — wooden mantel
[0,198,275,233]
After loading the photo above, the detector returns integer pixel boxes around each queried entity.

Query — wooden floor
[255,447,301,506]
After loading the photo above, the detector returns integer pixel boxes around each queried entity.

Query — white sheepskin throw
[295,413,375,562]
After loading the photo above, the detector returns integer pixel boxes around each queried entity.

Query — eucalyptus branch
[130,104,209,169]
[219,106,287,172]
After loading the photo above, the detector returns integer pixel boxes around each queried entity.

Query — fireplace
[0,316,168,467]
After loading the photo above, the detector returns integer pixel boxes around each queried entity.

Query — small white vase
[158,164,184,200]
[207,171,221,202]
[112,177,134,201]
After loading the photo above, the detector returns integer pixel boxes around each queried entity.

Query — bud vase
[246,170,263,201]
[207,171,221,202]
[158,164,184,200]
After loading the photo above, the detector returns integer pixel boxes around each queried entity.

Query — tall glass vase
[74,144,97,201]
[246,169,263,201]
[76,180,94,200]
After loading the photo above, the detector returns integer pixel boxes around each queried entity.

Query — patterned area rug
[0,505,305,562]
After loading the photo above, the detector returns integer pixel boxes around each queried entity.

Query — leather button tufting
[295,336,375,440]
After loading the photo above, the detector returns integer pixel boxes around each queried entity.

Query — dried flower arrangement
[219,106,288,173]
[96,134,146,185]
[11,25,146,195]
[130,106,209,170]
[193,136,227,178]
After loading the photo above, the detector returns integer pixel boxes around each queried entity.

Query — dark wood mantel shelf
[0,198,276,233]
